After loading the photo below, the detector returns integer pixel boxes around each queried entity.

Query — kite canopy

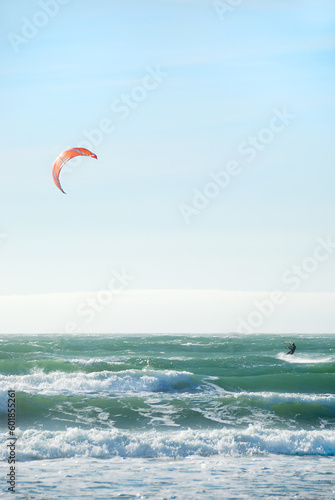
[52,147,97,194]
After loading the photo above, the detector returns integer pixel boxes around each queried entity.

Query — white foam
[68,357,126,366]
[0,369,195,396]
[277,353,334,364]
[2,425,334,460]
[227,390,335,406]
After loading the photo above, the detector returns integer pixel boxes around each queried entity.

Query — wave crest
[0,369,195,397]
[2,425,334,460]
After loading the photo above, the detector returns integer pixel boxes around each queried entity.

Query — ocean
[0,333,334,499]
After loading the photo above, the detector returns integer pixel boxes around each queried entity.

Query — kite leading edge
[52,147,97,194]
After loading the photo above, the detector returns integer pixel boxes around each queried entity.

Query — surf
[2,425,334,461]
[277,353,334,364]
[0,368,198,397]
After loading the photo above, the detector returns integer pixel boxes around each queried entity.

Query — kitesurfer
[286,342,296,355]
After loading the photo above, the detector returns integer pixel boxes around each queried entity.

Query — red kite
[52,147,97,194]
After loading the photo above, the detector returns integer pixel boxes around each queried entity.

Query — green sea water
[0,333,334,498]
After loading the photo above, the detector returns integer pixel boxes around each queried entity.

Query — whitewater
[0,333,334,499]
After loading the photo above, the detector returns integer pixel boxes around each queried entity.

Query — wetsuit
[287,343,296,355]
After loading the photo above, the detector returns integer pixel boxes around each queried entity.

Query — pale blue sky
[1,0,335,328]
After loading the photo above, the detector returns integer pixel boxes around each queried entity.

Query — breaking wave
[2,426,334,460]
[0,369,197,397]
